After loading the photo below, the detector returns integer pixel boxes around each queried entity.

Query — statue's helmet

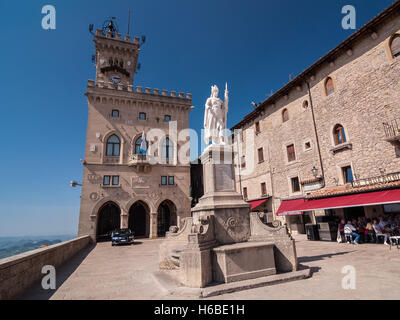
[211,85,219,97]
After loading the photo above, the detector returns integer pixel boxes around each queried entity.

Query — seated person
[372,219,389,245]
[365,219,373,232]
[358,217,366,228]
[344,221,360,244]
[378,216,388,230]
[364,218,374,242]
[387,216,397,228]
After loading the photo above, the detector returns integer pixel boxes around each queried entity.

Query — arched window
[390,34,400,58]
[106,135,120,156]
[162,138,174,159]
[282,108,289,123]
[333,124,347,145]
[325,77,334,96]
[135,137,148,154]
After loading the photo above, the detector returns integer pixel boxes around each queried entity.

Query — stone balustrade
[0,236,91,300]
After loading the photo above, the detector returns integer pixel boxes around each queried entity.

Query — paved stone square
[21,236,400,300]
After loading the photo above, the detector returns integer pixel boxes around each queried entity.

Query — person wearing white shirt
[373,218,389,245]
[344,221,360,244]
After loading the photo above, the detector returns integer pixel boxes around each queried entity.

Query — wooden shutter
[391,35,400,57]
[287,144,295,161]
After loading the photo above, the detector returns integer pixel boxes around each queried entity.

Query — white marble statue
[204,83,229,145]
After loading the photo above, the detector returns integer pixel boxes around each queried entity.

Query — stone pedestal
[212,242,276,283]
[159,145,300,291]
[191,145,250,245]
[181,245,213,288]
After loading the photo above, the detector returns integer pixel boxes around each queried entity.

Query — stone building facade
[78,29,193,241]
[232,2,400,234]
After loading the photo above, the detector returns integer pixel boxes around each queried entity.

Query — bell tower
[93,20,140,88]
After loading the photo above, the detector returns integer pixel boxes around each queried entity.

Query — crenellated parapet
[95,29,140,45]
[87,79,192,100]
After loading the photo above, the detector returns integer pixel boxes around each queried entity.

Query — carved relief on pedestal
[225,217,239,229]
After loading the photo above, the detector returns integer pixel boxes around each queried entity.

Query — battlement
[87,79,192,100]
[95,29,140,45]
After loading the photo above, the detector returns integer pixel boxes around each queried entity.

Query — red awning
[248,199,268,210]
[277,189,400,216]
[276,199,304,216]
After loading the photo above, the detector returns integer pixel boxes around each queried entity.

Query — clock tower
[78,20,193,242]
[94,28,140,88]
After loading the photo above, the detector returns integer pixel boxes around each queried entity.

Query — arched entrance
[157,200,177,237]
[97,202,121,242]
[129,201,150,238]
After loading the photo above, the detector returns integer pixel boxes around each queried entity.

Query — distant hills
[0,235,76,260]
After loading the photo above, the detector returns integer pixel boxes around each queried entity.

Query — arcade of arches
[96,200,178,241]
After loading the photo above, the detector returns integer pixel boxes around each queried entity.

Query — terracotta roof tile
[307,180,400,199]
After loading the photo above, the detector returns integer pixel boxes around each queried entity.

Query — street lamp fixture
[311,166,318,178]
[70,181,82,188]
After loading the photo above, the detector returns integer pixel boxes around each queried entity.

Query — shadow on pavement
[18,244,96,300]
[298,264,321,276]
[298,250,354,264]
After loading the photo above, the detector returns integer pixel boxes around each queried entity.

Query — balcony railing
[383,118,400,141]
[352,171,400,188]
[128,154,150,166]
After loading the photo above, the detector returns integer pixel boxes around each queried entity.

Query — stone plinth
[212,242,276,283]
[192,145,251,245]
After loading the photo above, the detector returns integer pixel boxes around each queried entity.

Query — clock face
[109,74,121,84]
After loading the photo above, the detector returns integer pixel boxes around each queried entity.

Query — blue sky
[0,0,395,236]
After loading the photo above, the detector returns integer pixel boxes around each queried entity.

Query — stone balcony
[128,154,150,165]
[128,154,152,172]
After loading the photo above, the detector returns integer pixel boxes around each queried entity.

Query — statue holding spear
[204,83,229,145]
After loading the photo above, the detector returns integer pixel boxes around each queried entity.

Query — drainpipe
[306,80,325,188]
[236,132,243,196]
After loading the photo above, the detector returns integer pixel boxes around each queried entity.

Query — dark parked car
[111,229,135,246]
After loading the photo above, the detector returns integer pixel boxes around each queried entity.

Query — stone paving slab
[200,269,311,298]
[19,235,400,300]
